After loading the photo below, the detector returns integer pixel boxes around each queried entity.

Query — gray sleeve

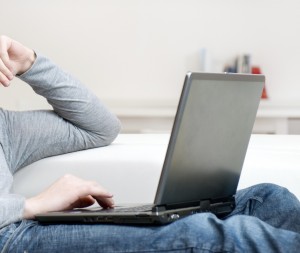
[0,53,121,228]
[0,147,25,228]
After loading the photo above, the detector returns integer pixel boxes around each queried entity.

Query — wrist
[23,197,40,219]
[18,49,36,75]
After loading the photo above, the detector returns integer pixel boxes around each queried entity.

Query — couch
[12,134,300,203]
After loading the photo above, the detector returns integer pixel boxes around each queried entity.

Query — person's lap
[229,183,300,232]
[1,183,300,253]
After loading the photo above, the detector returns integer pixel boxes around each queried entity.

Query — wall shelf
[111,100,300,134]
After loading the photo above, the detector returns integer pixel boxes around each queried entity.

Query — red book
[252,66,268,99]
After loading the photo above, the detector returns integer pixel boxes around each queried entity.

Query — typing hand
[0,35,36,87]
[23,174,114,219]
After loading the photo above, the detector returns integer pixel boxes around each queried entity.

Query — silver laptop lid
[155,72,264,206]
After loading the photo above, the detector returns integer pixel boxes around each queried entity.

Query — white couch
[12,134,300,203]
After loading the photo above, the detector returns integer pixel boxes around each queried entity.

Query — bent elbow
[97,117,122,146]
[103,118,122,145]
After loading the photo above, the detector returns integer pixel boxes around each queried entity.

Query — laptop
[36,72,264,225]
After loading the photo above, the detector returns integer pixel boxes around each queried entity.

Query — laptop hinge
[152,197,235,212]
[152,200,211,213]
[199,200,211,210]
[151,205,167,213]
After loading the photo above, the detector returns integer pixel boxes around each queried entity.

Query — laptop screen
[155,73,264,206]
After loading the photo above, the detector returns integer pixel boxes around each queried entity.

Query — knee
[237,183,298,210]
[250,183,298,208]
[255,183,292,198]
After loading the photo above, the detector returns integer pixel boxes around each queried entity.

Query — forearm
[1,34,121,144]
[1,54,121,171]
[18,54,121,144]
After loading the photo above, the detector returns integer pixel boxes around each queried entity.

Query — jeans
[1,183,300,253]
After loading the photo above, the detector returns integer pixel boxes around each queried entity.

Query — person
[0,35,299,253]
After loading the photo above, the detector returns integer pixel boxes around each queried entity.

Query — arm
[0,35,121,226]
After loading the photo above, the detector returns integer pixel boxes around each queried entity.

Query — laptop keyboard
[103,205,153,213]
[110,204,153,213]
[73,205,154,213]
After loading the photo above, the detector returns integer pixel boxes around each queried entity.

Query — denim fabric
[1,183,300,253]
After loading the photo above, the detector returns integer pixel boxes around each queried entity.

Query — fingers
[77,180,115,208]
[0,71,11,87]
[97,198,115,209]
[59,174,115,209]
[70,195,96,209]
[73,195,114,209]
[0,61,13,86]
[0,35,14,86]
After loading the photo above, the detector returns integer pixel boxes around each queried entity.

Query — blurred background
[1,0,300,134]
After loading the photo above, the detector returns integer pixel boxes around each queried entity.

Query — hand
[23,174,114,219]
[0,35,36,87]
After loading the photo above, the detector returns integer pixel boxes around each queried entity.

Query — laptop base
[36,197,235,225]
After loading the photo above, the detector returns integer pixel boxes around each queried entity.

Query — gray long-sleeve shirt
[0,54,121,228]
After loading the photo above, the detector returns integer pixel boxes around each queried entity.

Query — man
[0,35,299,252]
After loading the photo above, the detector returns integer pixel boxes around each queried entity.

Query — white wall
[1,0,300,111]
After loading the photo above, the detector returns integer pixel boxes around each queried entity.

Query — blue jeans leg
[3,215,300,253]
[1,183,300,253]
[230,183,300,233]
